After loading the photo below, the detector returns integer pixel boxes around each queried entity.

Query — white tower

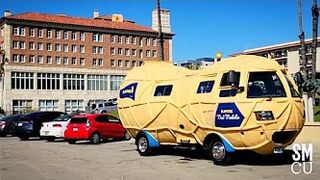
[152,9,171,33]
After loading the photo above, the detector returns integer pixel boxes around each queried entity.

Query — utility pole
[156,0,164,61]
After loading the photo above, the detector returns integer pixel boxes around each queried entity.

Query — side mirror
[227,70,239,86]
[294,72,303,85]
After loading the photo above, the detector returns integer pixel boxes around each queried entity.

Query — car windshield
[70,117,87,124]
[247,72,286,98]
[54,115,72,121]
[284,74,301,98]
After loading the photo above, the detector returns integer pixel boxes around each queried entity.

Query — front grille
[272,131,297,144]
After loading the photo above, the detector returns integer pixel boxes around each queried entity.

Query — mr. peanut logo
[291,144,313,174]
[215,103,244,128]
[119,83,138,100]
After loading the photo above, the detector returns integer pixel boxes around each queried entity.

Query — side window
[95,115,108,123]
[220,72,240,86]
[108,116,120,123]
[197,81,214,93]
[247,72,286,98]
[154,85,173,96]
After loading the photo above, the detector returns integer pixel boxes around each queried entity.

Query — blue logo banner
[119,83,138,100]
[215,103,244,128]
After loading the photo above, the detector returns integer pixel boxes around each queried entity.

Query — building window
[93,33,103,42]
[72,45,77,52]
[38,42,43,50]
[13,41,19,49]
[56,30,61,39]
[72,32,77,40]
[152,50,157,58]
[20,55,25,63]
[111,48,115,55]
[98,59,103,66]
[20,27,25,36]
[63,31,68,39]
[118,48,123,55]
[29,28,35,37]
[110,75,125,91]
[46,43,52,51]
[87,75,108,91]
[12,100,32,114]
[63,74,85,90]
[63,44,68,52]
[80,45,85,53]
[55,56,61,64]
[146,38,151,46]
[65,100,85,114]
[139,50,143,58]
[111,35,115,43]
[29,42,35,50]
[20,41,25,49]
[11,72,34,90]
[118,36,122,44]
[39,100,59,111]
[47,56,52,64]
[13,27,19,36]
[153,39,157,46]
[125,60,130,68]
[125,49,130,56]
[38,29,43,38]
[125,36,130,44]
[37,73,60,90]
[55,44,61,52]
[139,38,143,47]
[80,58,85,66]
[132,49,136,56]
[92,58,97,66]
[139,61,143,66]
[47,30,52,38]
[29,55,35,63]
[146,50,151,57]
[80,32,85,41]
[111,59,115,67]
[92,46,97,54]
[13,54,18,63]
[38,55,43,64]
[132,36,137,45]
[132,60,136,67]
[98,47,103,54]
[63,57,68,65]
[71,57,77,65]
[118,60,123,67]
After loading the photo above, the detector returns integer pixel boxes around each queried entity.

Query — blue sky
[0,0,318,62]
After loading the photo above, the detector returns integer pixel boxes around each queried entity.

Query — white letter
[291,162,301,174]
[292,144,301,161]
[303,162,312,174]
[301,144,313,161]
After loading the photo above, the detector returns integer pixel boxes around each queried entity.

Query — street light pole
[156,0,164,61]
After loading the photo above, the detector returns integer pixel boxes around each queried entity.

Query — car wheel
[67,140,76,144]
[208,139,232,165]
[19,136,29,141]
[47,137,55,142]
[136,134,150,156]
[123,130,132,140]
[90,133,100,144]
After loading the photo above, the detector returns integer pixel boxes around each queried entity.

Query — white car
[40,114,72,141]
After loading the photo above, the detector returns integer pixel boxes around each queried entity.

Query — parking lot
[0,128,319,180]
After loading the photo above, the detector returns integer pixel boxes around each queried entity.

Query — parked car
[0,114,23,137]
[89,99,118,113]
[15,111,67,141]
[64,113,131,144]
[40,114,73,141]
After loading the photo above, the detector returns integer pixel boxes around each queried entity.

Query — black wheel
[47,137,55,142]
[136,134,151,156]
[19,136,29,141]
[67,140,76,144]
[123,130,132,140]
[90,133,100,144]
[208,139,233,165]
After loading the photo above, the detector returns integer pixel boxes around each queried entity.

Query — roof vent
[93,10,99,18]
[4,10,11,17]
[112,14,124,22]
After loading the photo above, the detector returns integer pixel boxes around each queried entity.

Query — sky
[0,0,318,62]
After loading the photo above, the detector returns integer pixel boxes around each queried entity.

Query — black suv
[15,111,66,140]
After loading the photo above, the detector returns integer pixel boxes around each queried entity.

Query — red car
[64,114,130,144]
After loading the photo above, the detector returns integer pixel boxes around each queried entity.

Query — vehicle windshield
[284,75,301,98]
[247,72,286,98]
[54,115,72,121]
[70,117,88,124]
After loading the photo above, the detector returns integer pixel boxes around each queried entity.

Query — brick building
[0,10,173,114]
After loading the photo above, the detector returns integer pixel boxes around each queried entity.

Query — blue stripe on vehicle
[219,135,235,153]
[143,131,160,148]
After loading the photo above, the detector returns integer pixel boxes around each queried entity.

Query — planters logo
[215,103,244,127]
[120,83,138,100]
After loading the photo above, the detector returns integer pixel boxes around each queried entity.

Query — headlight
[255,111,274,121]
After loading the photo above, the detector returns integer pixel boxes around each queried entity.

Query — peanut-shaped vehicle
[117,55,304,165]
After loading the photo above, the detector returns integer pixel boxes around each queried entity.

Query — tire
[47,137,55,142]
[90,133,100,144]
[67,140,76,144]
[123,130,132,140]
[19,136,29,141]
[208,139,233,165]
[136,134,151,156]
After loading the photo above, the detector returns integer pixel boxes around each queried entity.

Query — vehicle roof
[72,113,113,118]
[22,111,65,118]
[0,114,23,121]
